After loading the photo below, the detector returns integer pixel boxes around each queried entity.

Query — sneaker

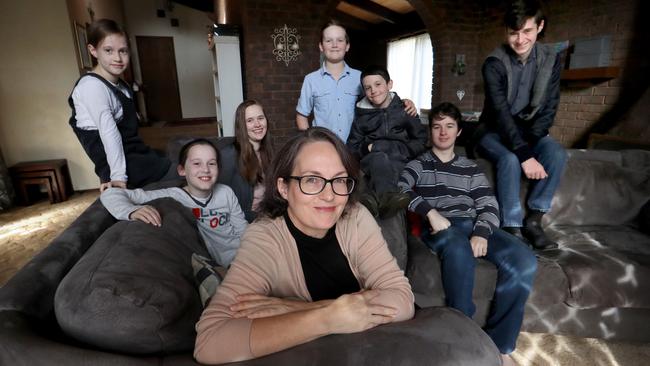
[502,227,529,244]
[522,212,558,250]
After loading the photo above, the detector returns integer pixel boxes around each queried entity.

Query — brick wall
[423,1,485,111]
[239,0,648,147]
[240,0,332,147]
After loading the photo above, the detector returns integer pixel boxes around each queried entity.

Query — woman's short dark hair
[257,127,360,219]
[86,19,127,48]
[428,102,462,129]
[178,138,219,167]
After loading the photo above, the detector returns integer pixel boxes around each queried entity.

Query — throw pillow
[54,198,212,355]
[192,253,225,307]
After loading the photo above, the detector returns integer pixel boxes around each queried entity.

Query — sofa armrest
[1,308,500,366]
[0,311,196,366]
[0,199,115,319]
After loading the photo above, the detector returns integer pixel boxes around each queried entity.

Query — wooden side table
[9,159,73,205]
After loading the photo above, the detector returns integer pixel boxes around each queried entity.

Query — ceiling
[331,0,423,38]
[336,0,414,25]
[171,0,423,36]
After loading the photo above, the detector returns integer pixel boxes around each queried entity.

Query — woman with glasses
[194,127,414,365]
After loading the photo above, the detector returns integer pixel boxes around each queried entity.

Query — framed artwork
[74,22,92,70]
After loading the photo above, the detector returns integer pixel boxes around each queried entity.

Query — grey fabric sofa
[2,138,647,365]
[0,136,500,365]
[407,148,650,342]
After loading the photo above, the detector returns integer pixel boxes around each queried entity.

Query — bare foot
[501,353,516,366]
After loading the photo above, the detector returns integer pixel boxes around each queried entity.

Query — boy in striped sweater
[398,102,536,366]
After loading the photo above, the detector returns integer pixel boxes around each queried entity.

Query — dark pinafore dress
[68,73,170,188]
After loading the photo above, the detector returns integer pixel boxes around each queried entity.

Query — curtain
[387,33,434,110]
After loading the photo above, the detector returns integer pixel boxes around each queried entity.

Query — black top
[218,142,256,223]
[509,45,537,116]
[478,43,561,163]
[284,213,360,301]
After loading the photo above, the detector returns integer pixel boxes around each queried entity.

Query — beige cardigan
[194,203,414,364]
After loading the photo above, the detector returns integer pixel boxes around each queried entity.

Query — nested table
[9,159,73,205]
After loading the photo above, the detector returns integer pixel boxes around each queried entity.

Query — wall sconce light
[452,54,466,76]
[271,24,301,66]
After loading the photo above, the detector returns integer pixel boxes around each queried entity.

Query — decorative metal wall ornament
[271,25,301,66]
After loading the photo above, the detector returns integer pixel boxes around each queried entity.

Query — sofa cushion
[546,225,650,308]
[406,235,498,326]
[639,200,650,235]
[376,213,408,270]
[54,198,211,354]
[546,153,650,227]
[526,255,569,307]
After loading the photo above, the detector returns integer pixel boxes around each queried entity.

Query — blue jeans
[420,217,537,354]
[478,133,567,227]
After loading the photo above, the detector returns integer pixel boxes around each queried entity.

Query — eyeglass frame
[285,175,356,196]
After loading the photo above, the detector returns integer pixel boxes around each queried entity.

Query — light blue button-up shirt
[296,62,362,142]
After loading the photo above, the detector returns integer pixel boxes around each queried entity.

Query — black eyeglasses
[287,175,356,196]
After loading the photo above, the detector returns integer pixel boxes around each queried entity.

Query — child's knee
[497,152,520,171]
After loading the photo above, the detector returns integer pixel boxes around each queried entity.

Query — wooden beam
[343,0,402,24]
[370,12,425,40]
[331,9,373,31]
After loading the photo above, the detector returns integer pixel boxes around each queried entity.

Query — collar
[320,61,351,77]
[430,149,458,164]
[182,187,214,208]
[356,92,396,109]
[509,43,537,65]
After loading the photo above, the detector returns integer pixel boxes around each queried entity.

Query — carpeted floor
[1,192,649,365]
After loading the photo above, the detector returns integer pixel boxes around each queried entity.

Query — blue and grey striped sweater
[398,150,500,239]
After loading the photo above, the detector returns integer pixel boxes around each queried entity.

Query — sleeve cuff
[414,201,435,217]
[472,225,491,240]
[514,145,534,163]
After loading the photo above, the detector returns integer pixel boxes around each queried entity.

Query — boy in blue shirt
[296,20,416,142]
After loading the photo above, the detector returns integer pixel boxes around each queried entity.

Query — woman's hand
[99,180,127,192]
[129,205,161,226]
[470,236,488,257]
[230,294,329,319]
[427,209,451,234]
[324,290,397,334]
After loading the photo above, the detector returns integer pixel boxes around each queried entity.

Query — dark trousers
[361,152,405,194]
[420,217,537,354]
[478,133,567,227]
